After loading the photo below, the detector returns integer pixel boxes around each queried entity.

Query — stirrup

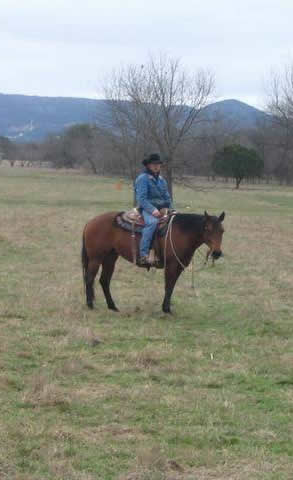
[138,256,150,266]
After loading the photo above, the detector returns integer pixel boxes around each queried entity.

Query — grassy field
[1,167,293,479]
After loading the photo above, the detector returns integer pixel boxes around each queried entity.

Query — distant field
[1,167,293,480]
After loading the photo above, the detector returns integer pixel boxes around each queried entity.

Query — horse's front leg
[162,261,184,314]
[99,251,119,311]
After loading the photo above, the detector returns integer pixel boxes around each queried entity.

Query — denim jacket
[135,169,172,214]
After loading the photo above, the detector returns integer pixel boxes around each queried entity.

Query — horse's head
[203,211,225,260]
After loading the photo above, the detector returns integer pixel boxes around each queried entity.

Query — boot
[138,256,149,266]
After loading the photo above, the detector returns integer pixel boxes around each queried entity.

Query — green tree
[212,144,264,189]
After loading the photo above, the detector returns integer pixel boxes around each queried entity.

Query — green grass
[1,167,293,479]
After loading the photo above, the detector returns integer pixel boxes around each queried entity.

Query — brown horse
[81,211,225,314]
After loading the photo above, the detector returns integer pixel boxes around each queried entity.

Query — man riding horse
[135,153,173,265]
[81,153,225,313]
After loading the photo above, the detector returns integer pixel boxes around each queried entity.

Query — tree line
[1,55,293,190]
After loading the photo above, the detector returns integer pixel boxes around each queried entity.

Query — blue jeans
[140,210,159,257]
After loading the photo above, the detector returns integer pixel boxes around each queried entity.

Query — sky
[1,0,293,109]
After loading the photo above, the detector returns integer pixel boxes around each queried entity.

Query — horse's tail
[81,230,88,292]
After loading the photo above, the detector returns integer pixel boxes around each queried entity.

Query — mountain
[0,93,269,143]
[200,99,268,129]
[0,93,109,142]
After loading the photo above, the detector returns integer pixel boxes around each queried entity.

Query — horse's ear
[218,211,225,222]
[204,210,209,218]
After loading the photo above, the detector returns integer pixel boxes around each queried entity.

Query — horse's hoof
[87,303,94,310]
[109,306,119,312]
[162,307,172,314]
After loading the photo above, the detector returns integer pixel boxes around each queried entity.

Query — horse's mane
[173,213,205,233]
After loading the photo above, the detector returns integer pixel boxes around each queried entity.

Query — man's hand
[152,209,160,218]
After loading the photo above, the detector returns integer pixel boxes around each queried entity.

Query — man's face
[148,163,161,174]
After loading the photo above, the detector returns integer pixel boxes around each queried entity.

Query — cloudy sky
[1,0,293,108]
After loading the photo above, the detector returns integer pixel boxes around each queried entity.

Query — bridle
[164,215,218,272]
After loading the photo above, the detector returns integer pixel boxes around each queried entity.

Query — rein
[164,214,187,270]
[131,223,137,264]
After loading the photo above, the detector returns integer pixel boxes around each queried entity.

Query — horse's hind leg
[85,259,101,309]
[100,251,119,312]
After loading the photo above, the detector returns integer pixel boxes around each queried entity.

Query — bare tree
[98,95,151,182]
[265,63,293,183]
[0,136,17,166]
[17,142,41,166]
[102,53,215,197]
[62,124,101,174]
[267,64,293,119]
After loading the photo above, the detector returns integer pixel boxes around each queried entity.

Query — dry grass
[1,167,293,479]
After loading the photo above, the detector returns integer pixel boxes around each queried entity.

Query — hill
[199,98,268,129]
[0,92,268,143]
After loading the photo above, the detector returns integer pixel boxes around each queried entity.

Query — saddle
[115,208,175,268]
[116,208,172,234]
